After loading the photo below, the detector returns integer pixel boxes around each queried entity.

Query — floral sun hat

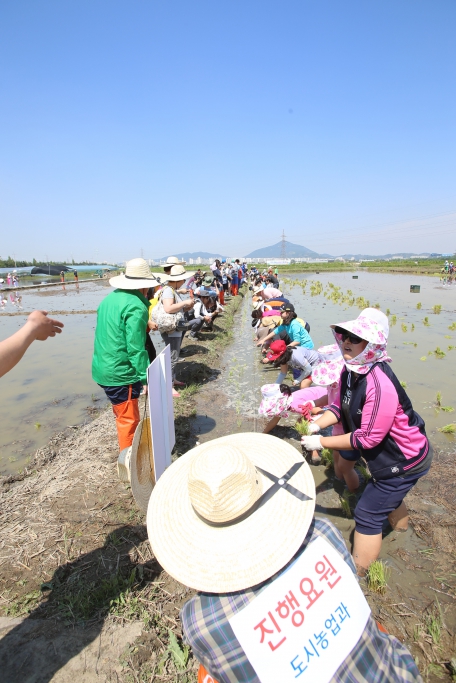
[258,384,292,418]
[330,309,392,375]
[312,344,345,386]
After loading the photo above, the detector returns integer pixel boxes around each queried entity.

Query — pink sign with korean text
[229,536,371,683]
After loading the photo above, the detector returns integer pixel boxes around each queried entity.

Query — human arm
[256,328,276,346]
[124,306,150,385]
[162,288,194,314]
[0,310,64,378]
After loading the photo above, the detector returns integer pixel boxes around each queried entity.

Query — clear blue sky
[1,1,455,262]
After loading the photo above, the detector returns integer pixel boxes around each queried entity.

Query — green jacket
[92,289,150,386]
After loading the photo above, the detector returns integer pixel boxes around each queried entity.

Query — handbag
[151,289,184,333]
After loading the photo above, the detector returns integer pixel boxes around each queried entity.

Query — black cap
[280,303,295,313]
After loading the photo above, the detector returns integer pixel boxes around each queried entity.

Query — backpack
[151,288,184,333]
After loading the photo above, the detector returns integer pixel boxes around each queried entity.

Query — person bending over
[265,339,322,388]
[257,303,313,350]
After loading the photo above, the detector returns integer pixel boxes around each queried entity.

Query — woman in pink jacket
[301,308,432,575]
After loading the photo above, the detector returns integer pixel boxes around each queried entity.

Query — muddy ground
[1,289,455,682]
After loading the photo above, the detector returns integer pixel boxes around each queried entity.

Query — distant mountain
[155,251,224,262]
[246,241,331,259]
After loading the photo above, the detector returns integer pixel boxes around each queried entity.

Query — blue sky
[1,1,455,262]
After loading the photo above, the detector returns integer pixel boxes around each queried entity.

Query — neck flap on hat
[332,325,392,376]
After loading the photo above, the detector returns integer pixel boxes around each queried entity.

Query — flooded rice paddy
[0,279,170,475]
[221,271,456,452]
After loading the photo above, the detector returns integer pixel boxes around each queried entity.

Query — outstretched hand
[27,311,64,340]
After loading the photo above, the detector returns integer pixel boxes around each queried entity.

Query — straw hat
[165,256,186,266]
[253,286,263,295]
[130,417,155,513]
[147,433,315,592]
[164,264,195,282]
[117,446,132,483]
[109,258,159,290]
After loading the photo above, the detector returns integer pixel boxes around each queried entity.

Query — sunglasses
[334,326,365,345]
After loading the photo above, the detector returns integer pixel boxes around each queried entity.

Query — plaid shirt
[181,517,422,683]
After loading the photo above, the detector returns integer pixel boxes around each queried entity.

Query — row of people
[145,290,427,682]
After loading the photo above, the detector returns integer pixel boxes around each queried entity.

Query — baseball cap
[280,303,295,313]
[266,340,287,361]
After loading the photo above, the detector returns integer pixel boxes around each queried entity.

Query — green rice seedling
[436,391,442,407]
[321,448,333,469]
[434,347,446,359]
[294,418,311,436]
[366,560,389,594]
[356,463,371,481]
[448,345,455,351]
[441,406,454,413]
[411,323,415,332]
[416,302,422,310]
[420,356,427,361]
[448,322,456,331]
[386,308,390,316]
[373,303,380,309]
[439,423,456,434]
[34,422,41,429]
[432,304,442,314]
[339,492,352,518]
[400,381,407,388]
[425,609,442,645]
[390,315,397,326]
[423,317,430,326]
[401,323,407,333]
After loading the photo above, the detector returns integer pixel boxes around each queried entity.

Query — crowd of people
[146,264,431,682]
[0,257,431,682]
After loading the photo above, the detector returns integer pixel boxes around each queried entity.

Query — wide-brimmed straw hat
[130,417,155,513]
[253,285,263,295]
[163,264,195,282]
[165,256,186,267]
[147,433,315,592]
[312,344,345,386]
[109,258,159,290]
[330,308,389,345]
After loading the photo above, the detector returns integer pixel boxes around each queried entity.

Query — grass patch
[441,406,454,413]
[423,316,430,326]
[448,322,456,331]
[432,304,442,314]
[401,323,407,333]
[434,347,446,359]
[356,463,371,481]
[416,302,422,309]
[366,560,389,594]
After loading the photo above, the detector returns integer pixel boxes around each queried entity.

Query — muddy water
[0,281,114,474]
[219,272,456,450]
[198,275,456,628]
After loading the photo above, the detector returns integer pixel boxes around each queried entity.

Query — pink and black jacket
[328,362,432,481]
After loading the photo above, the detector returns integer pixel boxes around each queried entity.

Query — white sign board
[230,537,370,683]
[147,345,175,481]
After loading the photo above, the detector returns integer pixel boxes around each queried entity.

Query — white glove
[301,435,323,451]
[308,422,320,434]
